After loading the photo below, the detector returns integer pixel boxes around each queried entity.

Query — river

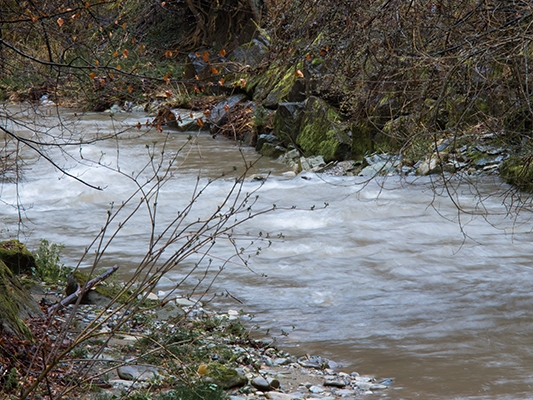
[1,106,533,399]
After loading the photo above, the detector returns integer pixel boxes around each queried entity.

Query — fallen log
[48,265,119,316]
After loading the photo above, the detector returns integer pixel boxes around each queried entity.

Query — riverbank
[27,286,395,399]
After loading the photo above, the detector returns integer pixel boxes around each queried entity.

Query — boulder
[296,97,351,162]
[0,260,40,340]
[208,94,248,133]
[230,38,269,70]
[273,102,304,146]
[0,239,36,275]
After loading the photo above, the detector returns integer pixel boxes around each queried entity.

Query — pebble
[65,301,393,399]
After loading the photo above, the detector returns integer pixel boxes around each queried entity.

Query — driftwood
[48,265,119,316]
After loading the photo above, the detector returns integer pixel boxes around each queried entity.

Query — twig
[48,265,119,316]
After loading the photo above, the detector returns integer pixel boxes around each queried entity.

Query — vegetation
[2,0,533,398]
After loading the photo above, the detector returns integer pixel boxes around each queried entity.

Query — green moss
[204,362,247,389]
[0,240,36,275]
[0,261,35,341]
[500,155,533,192]
[296,97,346,161]
[72,270,132,304]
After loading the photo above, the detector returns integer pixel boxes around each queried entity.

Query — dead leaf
[219,49,226,57]
[57,17,64,27]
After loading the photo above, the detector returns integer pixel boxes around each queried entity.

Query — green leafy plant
[33,239,71,284]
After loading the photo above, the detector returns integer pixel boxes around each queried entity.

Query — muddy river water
[2,107,533,399]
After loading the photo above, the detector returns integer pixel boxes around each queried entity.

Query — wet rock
[323,379,345,388]
[208,94,248,128]
[168,110,208,132]
[117,364,167,381]
[251,376,280,391]
[255,133,280,152]
[299,155,326,172]
[231,39,269,70]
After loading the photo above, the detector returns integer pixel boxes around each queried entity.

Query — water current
[1,106,533,399]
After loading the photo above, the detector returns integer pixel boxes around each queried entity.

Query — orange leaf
[128,85,133,93]
[85,2,90,8]
[113,50,119,57]
[196,118,204,127]
[203,109,211,118]
[210,67,219,75]
[295,69,304,78]
[223,104,230,113]
[164,72,171,84]
[161,1,166,6]
[306,53,311,61]
[116,64,121,70]
[218,78,225,85]
[168,112,175,120]
[190,112,194,118]
[219,49,226,57]
[122,22,127,30]
[94,59,99,66]
[239,78,247,88]
[89,72,97,79]
[193,86,200,93]
[131,38,136,44]
[57,17,64,27]
[122,49,129,58]
[165,50,173,58]
[136,122,141,129]
[202,51,209,62]
[139,45,146,52]
[164,89,173,97]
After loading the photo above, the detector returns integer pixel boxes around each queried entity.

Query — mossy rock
[500,155,533,192]
[0,260,39,341]
[296,96,351,162]
[0,239,36,275]
[202,362,247,389]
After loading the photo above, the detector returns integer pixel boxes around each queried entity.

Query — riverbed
[2,106,533,399]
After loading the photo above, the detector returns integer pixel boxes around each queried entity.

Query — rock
[203,363,247,389]
[308,385,324,393]
[416,157,440,176]
[0,260,40,340]
[260,143,286,158]
[267,393,296,400]
[0,239,36,275]
[323,380,345,388]
[370,383,388,390]
[183,53,211,80]
[117,364,167,381]
[208,94,248,133]
[231,38,269,70]
[296,97,351,162]
[168,110,208,132]
[299,155,326,172]
[251,376,280,391]
[273,102,304,145]
[255,133,280,152]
